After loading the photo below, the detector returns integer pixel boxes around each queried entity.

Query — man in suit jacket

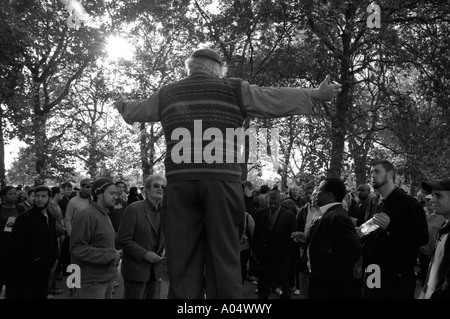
[307,177,362,299]
[118,174,166,299]
[252,190,296,299]
[10,186,58,299]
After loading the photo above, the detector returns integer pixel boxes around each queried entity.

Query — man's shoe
[293,289,300,295]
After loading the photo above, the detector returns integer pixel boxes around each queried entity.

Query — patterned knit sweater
[158,73,246,182]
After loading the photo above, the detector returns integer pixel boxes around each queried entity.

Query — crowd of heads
[0,177,151,208]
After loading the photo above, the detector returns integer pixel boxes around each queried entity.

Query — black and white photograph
[0,0,449,313]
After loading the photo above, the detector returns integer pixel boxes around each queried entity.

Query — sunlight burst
[105,36,134,61]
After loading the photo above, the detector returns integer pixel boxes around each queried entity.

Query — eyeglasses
[152,183,165,190]
[82,185,92,189]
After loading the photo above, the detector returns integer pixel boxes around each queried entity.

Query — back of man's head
[51,186,60,199]
[185,47,226,77]
[260,185,270,194]
[323,178,347,203]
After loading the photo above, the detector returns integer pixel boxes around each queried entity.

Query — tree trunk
[327,28,352,179]
[327,101,347,178]
[140,122,152,181]
[0,108,5,182]
[33,111,47,184]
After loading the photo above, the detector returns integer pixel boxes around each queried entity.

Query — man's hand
[114,250,122,266]
[144,251,163,264]
[372,212,391,230]
[311,75,342,101]
[291,231,308,243]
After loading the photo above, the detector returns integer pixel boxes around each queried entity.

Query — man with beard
[362,160,428,299]
[70,178,122,299]
[10,186,57,299]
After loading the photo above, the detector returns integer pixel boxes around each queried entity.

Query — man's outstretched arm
[243,75,342,118]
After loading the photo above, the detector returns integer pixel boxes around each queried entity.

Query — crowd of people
[0,178,166,299]
[238,160,448,300]
[0,163,448,300]
[0,47,448,300]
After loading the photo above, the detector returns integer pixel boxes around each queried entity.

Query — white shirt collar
[319,202,341,214]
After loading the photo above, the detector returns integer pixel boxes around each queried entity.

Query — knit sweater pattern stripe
[159,74,245,182]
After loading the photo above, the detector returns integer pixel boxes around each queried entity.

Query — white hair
[144,173,166,191]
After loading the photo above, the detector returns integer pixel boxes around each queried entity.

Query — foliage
[2,0,450,194]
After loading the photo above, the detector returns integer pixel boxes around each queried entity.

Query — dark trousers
[257,258,291,299]
[61,236,71,274]
[308,274,355,299]
[123,278,157,299]
[289,246,300,290]
[240,248,251,284]
[11,274,50,299]
[363,267,417,299]
[0,258,14,299]
[164,180,245,299]
[418,251,431,283]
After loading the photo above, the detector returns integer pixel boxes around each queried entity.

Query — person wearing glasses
[70,178,122,299]
[118,174,167,299]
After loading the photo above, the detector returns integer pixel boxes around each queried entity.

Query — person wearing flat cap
[419,179,450,299]
[114,47,342,299]
[70,178,122,299]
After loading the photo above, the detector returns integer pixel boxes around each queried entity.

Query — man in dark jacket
[307,178,362,299]
[363,160,428,299]
[10,186,57,299]
[118,174,167,299]
[252,190,296,299]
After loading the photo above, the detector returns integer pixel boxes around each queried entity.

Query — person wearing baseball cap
[115,46,342,299]
[418,179,450,299]
[70,178,122,299]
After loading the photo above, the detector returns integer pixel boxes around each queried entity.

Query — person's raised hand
[312,75,342,101]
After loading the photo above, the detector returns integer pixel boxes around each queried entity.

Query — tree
[4,0,110,183]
